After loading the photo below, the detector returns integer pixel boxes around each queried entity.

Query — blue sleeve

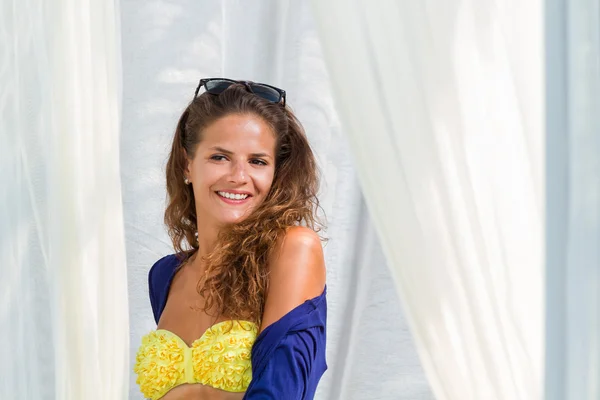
[148,260,160,324]
[244,326,323,400]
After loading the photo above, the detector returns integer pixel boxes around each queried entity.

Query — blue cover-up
[147,254,328,400]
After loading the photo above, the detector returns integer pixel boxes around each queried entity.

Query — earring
[184,177,190,185]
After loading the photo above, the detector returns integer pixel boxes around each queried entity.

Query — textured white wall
[120,1,433,399]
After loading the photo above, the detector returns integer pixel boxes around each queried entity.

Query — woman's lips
[215,192,252,205]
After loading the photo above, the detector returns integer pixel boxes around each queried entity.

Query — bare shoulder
[259,226,327,333]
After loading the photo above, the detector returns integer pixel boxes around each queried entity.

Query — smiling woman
[133,79,328,400]
[187,113,276,227]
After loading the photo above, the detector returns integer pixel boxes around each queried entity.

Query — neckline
[154,285,327,348]
[155,320,258,349]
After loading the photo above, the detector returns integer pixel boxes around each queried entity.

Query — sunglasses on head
[194,78,286,106]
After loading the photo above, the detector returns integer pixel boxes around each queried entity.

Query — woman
[134,78,328,400]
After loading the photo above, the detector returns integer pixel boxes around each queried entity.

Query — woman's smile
[215,191,253,205]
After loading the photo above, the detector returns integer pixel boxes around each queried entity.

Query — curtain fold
[310,1,544,399]
[545,0,600,399]
[1,1,128,399]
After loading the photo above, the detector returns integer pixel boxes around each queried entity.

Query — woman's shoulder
[258,226,326,332]
[150,253,180,271]
[148,252,186,284]
[147,252,187,322]
[272,226,325,273]
[272,225,326,278]
[281,225,323,241]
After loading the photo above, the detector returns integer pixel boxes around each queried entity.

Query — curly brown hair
[164,83,327,326]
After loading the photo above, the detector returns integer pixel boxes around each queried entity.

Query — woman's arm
[245,325,326,399]
[244,226,327,399]
[259,226,326,334]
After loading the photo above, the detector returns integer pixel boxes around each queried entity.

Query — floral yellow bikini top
[134,320,258,400]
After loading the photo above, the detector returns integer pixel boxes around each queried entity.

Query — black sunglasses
[193,78,286,106]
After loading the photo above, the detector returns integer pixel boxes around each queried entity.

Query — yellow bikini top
[134,320,258,400]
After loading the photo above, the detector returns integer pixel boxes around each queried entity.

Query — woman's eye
[210,155,266,165]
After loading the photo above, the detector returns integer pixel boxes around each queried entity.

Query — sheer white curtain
[1,1,128,399]
[546,0,600,399]
[311,1,544,399]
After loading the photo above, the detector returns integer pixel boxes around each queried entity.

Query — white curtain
[546,0,600,399]
[311,1,545,400]
[122,1,432,399]
[0,1,129,399]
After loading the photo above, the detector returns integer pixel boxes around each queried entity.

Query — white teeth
[217,191,250,200]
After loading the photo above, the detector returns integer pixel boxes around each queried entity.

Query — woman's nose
[227,160,248,183]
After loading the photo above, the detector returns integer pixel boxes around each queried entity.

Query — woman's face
[186,113,277,227]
